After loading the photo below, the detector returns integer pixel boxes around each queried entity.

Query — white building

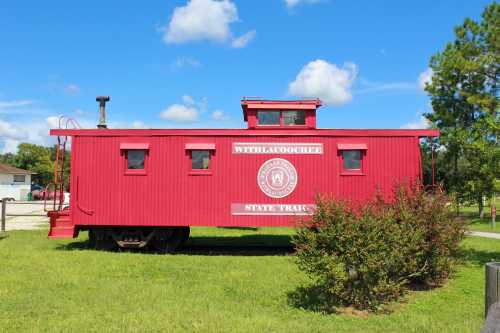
[0,162,34,201]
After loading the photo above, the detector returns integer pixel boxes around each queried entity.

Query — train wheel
[151,227,183,254]
[178,227,190,247]
[91,228,117,251]
[88,229,96,248]
[95,238,117,251]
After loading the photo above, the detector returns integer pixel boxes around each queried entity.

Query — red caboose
[47,98,438,251]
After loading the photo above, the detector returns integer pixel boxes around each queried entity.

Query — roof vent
[96,96,110,129]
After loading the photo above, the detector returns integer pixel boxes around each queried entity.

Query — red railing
[44,135,67,212]
[44,116,81,212]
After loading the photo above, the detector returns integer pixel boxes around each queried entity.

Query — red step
[48,210,76,239]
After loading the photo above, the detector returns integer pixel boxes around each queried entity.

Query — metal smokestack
[96,96,110,129]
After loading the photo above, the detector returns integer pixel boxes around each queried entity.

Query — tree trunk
[454,153,460,216]
[479,196,485,219]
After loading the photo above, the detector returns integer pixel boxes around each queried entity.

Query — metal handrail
[47,135,68,212]
[75,176,93,215]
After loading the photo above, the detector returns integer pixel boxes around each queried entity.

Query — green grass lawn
[0,227,497,332]
[462,205,500,233]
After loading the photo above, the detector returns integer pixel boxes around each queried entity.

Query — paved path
[467,231,500,240]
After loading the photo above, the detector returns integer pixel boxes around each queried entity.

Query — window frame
[13,174,26,183]
[185,143,216,176]
[341,150,364,175]
[282,110,306,126]
[257,110,281,126]
[256,110,307,128]
[120,143,150,176]
[338,144,367,176]
[190,150,211,172]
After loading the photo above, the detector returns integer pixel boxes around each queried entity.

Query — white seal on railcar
[257,158,297,198]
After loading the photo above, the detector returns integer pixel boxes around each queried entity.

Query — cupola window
[257,111,280,125]
[283,110,305,125]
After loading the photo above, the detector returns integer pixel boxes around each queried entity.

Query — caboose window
[283,110,305,125]
[257,111,280,125]
[127,150,146,169]
[191,150,210,169]
[342,150,361,170]
[121,143,150,175]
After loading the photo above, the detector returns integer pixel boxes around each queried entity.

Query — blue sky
[0,0,493,153]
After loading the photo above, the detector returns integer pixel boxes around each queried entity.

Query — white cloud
[418,68,433,91]
[160,104,198,122]
[0,98,65,152]
[1,138,20,154]
[159,96,222,123]
[231,30,256,48]
[0,95,120,153]
[132,121,148,129]
[182,95,196,106]
[163,0,238,44]
[173,57,201,68]
[198,96,208,113]
[0,117,61,153]
[0,120,25,139]
[288,59,357,106]
[357,81,416,94]
[401,116,430,129]
[64,84,80,96]
[0,100,33,110]
[211,109,224,120]
[285,0,320,8]
[46,116,62,129]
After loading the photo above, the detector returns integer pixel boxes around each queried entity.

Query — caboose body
[47,99,438,251]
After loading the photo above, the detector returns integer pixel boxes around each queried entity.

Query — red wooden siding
[69,134,423,228]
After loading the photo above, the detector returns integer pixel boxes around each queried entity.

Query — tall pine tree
[425,2,500,217]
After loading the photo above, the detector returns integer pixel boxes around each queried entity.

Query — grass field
[0,227,497,332]
[462,205,499,233]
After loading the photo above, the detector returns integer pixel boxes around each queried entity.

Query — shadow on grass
[287,285,339,314]
[0,233,9,241]
[55,234,294,256]
[288,247,500,314]
[56,240,89,251]
[459,248,500,267]
[218,226,259,231]
[287,282,437,315]
[179,234,293,256]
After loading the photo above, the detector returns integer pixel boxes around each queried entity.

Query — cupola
[241,98,321,129]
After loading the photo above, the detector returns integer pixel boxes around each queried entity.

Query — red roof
[0,162,35,175]
[241,98,321,109]
[51,128,439,138]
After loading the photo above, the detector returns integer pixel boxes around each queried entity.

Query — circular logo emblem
[257,158,298,198]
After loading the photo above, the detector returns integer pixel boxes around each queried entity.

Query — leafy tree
[1,142,71,189]
[12,143,54,186]
[425,2,500,217]
[49,145,71,190]
[292,184,464,312]
[0,153,15,165]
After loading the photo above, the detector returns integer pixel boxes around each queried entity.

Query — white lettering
[231,203,316,215]
[233,143,323,155]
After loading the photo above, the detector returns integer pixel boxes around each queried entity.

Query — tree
[12,143,54,186]
[0,153,16,165]
[420,140,450,189]
[49,145,71,190]
[425,2,500,217]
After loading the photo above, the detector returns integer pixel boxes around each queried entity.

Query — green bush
[292,183,465,311]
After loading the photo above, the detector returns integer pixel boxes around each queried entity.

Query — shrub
[292,183,465,311]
